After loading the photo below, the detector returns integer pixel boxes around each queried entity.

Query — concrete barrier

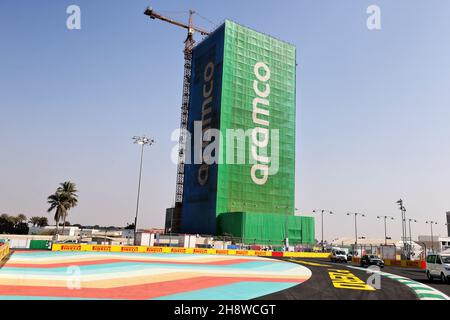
[352,256,424,269]
[51,243,331,259]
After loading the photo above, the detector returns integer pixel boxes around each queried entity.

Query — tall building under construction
[179,20,315,245]
[168,20,314,245]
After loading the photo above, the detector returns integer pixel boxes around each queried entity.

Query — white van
[330,249,348,263]
[426,253,450,283]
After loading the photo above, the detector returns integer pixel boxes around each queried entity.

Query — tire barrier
[51,243,331,258]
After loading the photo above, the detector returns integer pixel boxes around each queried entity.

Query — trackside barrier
[352,257,424,269]
[0,243,10,261]
[51,244,331,258]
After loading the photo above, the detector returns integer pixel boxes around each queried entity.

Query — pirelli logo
[92,246,111,252]
[146,247,163,253]
[61,245,81,251]
[171,248,186,253]
[121,246,139,252]
[194,248,208,254]
[254,251,268,256]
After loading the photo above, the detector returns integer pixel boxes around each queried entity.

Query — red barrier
[271,252,283,257]
[421,260,426,270]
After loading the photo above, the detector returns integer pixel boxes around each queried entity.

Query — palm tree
[29,216,41,227]
[17,214,27,223]
[37,217,49,227]
[47,192,69,235]
[56,181,78,235]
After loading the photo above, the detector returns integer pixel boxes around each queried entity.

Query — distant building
[165,207,181,234]
[330,237,399,247]
[28,226,79,236]
[418,235,450,253]
[439,237,450,252]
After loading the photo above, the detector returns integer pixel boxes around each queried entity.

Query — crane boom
[144,7,211,225]
[144,7,210,37]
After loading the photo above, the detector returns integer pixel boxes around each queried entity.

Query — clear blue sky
[1,0,449,241]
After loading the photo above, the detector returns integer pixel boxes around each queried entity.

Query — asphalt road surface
[373,264,450,297]
[260,258,417,300]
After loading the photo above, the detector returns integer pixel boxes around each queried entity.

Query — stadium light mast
[377,215,395,245]
[132,135,155,244]
[313,210,333,252]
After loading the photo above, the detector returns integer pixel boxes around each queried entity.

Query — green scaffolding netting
[217,212,315,245]
[216,21,296,217]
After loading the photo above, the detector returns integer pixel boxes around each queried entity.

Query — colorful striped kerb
[0,251,311,300]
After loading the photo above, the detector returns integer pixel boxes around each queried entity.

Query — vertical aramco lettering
[198,61,214,186]
[251,62,270,185]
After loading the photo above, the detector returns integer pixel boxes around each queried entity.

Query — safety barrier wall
[0,243,10,261]
[51,244,331,258]
[352,257,425,269]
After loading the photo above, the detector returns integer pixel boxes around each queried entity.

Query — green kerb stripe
[417,292,446,299]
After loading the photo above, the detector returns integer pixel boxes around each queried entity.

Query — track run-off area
[0,250,311,300]
[0,251,449,300]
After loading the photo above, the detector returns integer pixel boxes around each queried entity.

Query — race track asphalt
[371,264,450,297]
[259,258,417,300]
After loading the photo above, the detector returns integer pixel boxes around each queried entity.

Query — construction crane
[144,7,210,209]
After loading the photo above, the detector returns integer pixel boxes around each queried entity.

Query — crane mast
[144,7,210,206]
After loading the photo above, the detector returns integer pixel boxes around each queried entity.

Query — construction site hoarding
[218,213,315,246]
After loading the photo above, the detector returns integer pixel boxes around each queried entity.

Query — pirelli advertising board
[181,20,297,239]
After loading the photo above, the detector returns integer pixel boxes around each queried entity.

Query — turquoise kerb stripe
[153,281,299,300]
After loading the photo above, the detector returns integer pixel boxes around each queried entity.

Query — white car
[426,254,450,283]
[330,250,348,263]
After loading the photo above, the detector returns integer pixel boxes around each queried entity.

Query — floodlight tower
[132,135,155,243]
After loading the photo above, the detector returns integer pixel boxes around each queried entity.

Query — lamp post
[396,199,408,257]
[313,210,333,252]
[347,213,365,248]
[377,215,394,245]
[407,218,418,259]
[132,135,155,245]
[425,220,438,253]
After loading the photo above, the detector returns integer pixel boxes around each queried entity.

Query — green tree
[57,181,78,235]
